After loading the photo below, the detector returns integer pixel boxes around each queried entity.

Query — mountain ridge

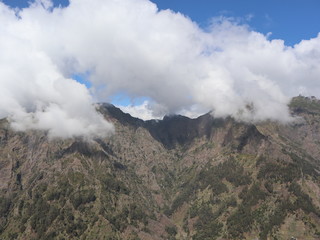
[101,103,267,150]
[0,96,320,239]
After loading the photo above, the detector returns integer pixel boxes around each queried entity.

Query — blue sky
[152,0,320,46]
[3,0,320,46]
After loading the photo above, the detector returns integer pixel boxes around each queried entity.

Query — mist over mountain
[1,0,320,138]
[0,96,320,239]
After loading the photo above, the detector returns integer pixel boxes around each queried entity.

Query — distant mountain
[0,96,320,240]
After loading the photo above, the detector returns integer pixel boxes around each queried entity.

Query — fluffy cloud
[118,101,209,120]
[1,0,320,137]
[0,1,114,139]
[118,101,161,121]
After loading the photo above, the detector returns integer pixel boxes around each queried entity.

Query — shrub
[165,226,177,236]
[70,189,96,209]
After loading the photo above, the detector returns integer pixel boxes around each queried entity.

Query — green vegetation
[46,180,73,201]
[227,204,254,238]
[193,220,223,240]
[258,160,300,183]
[169,157,251,215]
[289,96,320,114]
[70,189,96,209]
[100,173,129,194]
[169,184,196,215]
[193,204,223,240]
[0,197,11,217]
[214,158,252,187]
[226,183,267,238]
[258,182,320,239]
[165,225,177,236]
[289,182,319,215]
[30,198,59,236]
[287,151,318,178]
[129,204,147,223]
[188,196,239,239]
[259,200,292,240]
[0,196,11,234]
[239,183,267,207]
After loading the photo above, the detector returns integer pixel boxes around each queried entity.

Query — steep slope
[0,96,320,240]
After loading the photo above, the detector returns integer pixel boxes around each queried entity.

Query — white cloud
[118,101,208,120]
[117,101,162,121]
[1,0,320,132]
[0,1,114,139]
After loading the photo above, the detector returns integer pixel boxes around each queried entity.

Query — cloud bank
[1,0,320,137]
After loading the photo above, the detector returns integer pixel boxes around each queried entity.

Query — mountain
[0,96,320,240]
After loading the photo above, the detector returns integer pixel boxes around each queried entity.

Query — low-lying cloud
[1,0,320,137]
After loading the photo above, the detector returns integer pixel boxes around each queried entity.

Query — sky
[152,0,320,46]
[1,0,320,138]
[4,0,320,46]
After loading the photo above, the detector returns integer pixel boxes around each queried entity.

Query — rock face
[0,96,320,240]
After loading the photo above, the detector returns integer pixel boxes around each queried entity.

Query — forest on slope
[0,96,320,239]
